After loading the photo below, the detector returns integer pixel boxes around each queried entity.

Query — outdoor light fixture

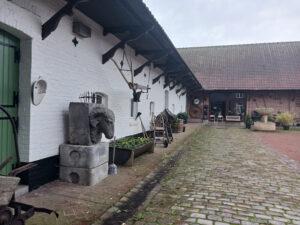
[73,22,91,38]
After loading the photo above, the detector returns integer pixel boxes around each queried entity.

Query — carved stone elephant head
[89,106,115,144]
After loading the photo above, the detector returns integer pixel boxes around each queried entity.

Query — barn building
[178,42,300,123]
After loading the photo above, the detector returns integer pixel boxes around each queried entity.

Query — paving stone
[190,213,206,218]
[196,219,213,225]
[269,220,286,225]
[128,127,300,225]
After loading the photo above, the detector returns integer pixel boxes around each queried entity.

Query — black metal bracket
[42,0,89,40]
[102,25,154,64]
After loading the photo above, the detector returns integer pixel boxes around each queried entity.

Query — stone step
[14,184,29,198]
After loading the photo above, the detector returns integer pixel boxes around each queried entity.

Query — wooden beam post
[42,0,88,40]
[152,73,165,84]
[102,25,154,64]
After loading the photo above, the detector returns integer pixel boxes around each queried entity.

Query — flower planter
[172,119,184,133]
[283,125,290,130]
[109,141,154,167]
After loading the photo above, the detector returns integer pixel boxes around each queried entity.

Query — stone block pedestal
[59,143,108,186]
[59,163,108,186]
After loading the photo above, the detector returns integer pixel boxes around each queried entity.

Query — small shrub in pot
[177,112,188,124]
[276,112,294,130]
[245,114,252,129]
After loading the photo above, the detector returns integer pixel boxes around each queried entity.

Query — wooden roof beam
[102,25,154,64]
[135,49,170,57]
[152,72,165,84]
[134,51,171,76]
[170,81,179,91]
[103,25,149,36]
[42,0,88,40]
[176,86,184,94]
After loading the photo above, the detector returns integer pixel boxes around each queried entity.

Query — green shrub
[110,137,152,149]
[245,114,252,128]
[276,112,294,126]
[177,112,188,123]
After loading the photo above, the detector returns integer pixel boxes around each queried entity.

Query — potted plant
[276,112,294,130]
[177,112,188,124]
[171,116,184,133]
[245,114,252,129]
[109,137,154,166]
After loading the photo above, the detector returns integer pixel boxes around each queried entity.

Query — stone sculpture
[60,102,115,186]
[69,102,115,145]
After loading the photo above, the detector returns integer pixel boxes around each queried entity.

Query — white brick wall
[0,0,187,162]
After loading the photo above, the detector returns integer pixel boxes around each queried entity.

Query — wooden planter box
[109,142,154,167]
[0,176,20,207]
[172,119,184,133]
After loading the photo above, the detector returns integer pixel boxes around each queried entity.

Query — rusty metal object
[8,163,37,177]
[0,201,58,225]
[0,106,59,224]
[0,106,20,166]
[0,156,14,172]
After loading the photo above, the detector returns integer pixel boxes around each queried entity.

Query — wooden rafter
[135,49,169,57]
[102,25,154,64]
[152,72,165,84]
[176,86,184,94]
[134,51,170,77]
[170,81,179,91]
[42,0,88,40]
[103,25,148,36]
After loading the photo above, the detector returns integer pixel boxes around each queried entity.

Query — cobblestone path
[128,126,300,225]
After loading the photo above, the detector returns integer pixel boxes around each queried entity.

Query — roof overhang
[41,0,202,92]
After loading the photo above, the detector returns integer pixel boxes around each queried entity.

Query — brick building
[178,42,300,123]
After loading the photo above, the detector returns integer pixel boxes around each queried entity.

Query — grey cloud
[143,0,300,47]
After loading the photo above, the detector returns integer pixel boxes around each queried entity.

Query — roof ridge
[177,41,300,50]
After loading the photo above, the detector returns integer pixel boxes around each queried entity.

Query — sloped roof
[178,42,300,90]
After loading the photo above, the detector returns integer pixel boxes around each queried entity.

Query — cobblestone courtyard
[129,126,300,225]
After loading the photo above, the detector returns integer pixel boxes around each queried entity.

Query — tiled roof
[178,42,300,90]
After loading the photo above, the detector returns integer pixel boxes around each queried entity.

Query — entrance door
[0,29,20,175]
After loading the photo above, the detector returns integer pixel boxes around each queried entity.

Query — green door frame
[0,29,20,175]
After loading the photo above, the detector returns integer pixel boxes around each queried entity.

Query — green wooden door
[0,29,20,175]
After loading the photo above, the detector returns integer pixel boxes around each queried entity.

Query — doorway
[0,28,20,175]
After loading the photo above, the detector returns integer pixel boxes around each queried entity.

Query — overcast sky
[143,0,300,47]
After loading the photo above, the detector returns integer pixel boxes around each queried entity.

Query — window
[150,101,155,116]
[130,99,138,118]
[236,103,244,115]
[164,90,169,109]
[235,93,244,99]
[92,92,108,107]
[172,104,175,113]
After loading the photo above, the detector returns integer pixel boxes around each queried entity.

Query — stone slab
[0,176,20,206]
[60,143,108,168]
[59,163,108,186]
[253,122,276,131]
[69,102,92,145]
